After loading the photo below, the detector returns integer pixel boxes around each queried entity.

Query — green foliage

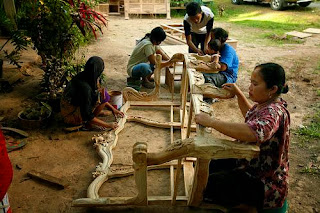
[15,0,107,99]
[18,0,76,61]
[20,102,52,120]
[0,7,30,68]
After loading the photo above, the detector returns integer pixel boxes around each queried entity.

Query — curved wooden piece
[126,115,196,131]
[194,83,235,99]
[189,53,212,63]
[147,136,259,167]
[87,101,130,199]
[160,53,185,69]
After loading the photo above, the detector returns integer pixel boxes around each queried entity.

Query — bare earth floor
[1,16,320,213]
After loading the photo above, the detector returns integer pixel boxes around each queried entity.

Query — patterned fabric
[60,97,83,126]
[245,98,290,209]
[0,193,11,213]
[0,130,13,202]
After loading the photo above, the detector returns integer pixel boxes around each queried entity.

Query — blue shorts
[132,63,155,79]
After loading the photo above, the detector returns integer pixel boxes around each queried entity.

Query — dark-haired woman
[203,27,239,88]
[195,63,290,212]
[61,56,123,131]
[127,27,172,89]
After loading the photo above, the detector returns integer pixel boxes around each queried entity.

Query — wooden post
[166,0,171,20]
[132,142,148,205]
[3,0,17,30]
[124,0,129,20]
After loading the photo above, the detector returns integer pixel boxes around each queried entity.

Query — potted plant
[18,102,52,129]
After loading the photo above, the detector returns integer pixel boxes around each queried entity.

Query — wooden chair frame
[73,54,259,210]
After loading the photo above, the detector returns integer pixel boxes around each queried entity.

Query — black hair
[209,39,222,52]
[255,63,289,94]
[139,27,166,44]
[211,27,228,43]
[150,27,166,43]
[186,2,202,16]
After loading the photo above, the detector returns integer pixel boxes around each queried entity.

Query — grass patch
[300,165,320,174]
[314,61,320,75]
[209,0,320,42]
[263,33,305,44]
[170,0,320,44]
[296,104,320,139]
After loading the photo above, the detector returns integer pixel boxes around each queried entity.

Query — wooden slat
[73,196,188,207]
[27,170,69,189]
[129,101,180,107]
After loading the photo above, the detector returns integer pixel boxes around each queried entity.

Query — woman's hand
[112,109,124,118]
[194,113,213,127]
[222,83,241,96]
[109,122,119,130]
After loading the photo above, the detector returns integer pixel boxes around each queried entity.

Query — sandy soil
[1,16,320,213]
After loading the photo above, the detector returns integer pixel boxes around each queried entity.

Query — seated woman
[202,27,239,88]
[127,27,172,89]
[195,63,290,212]
[60,56,124,131]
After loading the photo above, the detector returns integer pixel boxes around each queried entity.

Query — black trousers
[188,32,206,53]
[203,159,265,210]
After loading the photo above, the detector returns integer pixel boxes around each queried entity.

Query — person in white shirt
[184,2,214,55]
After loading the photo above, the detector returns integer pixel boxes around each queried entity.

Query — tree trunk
[3,0,17,30]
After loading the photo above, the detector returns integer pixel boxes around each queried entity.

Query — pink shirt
[245,99,290,208]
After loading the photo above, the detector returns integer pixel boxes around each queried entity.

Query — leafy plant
[16,0,107,99]
[20,102,52,120]
[0,7,30,68]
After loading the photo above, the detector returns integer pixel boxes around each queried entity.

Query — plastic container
[109,90,123,110]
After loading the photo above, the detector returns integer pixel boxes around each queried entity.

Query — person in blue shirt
[203,27,239,87]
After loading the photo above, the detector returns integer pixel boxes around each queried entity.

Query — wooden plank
[160,45,188,58]
[73,196,188,207]
[303,28,320,34]
[130,101,180,107]
[165,34,186,44]
[286,31,312,38]
[161,24,185,34]
[170,105,174,198]
[127,116,196,131]
[27,170,69,189]
[187,159,210,206]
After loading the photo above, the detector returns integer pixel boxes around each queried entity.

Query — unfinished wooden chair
[73,53,259,210]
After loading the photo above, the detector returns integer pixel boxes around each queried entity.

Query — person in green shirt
[127,27,172,89]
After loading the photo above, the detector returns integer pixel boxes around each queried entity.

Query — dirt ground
[1,16,320,213]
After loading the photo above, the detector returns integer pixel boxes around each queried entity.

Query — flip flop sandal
[63,125,83,132]
[5,135,27,152]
